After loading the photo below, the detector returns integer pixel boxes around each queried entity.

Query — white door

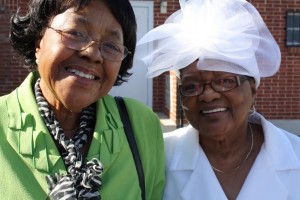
[109,1,154,108]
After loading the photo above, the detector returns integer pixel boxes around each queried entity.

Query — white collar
[166,115,300,199]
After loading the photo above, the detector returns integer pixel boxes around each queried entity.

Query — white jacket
[163,113,300,200]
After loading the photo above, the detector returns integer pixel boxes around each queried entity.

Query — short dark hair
[9,0,137,86]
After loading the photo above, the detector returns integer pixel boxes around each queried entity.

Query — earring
[249,105,256,115]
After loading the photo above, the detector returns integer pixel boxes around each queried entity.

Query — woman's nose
[79,42,103,63]
[198,84,220,102]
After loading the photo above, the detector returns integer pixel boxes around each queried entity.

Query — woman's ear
[35,38,41,64]
[249,78,257,97]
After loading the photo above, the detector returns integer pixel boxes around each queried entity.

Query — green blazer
[0,72,165,200]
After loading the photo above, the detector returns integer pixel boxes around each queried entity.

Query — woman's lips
[65,67,99,80]
[201,108,227,114]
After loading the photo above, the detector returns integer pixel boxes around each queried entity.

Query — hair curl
[9,0,137,86]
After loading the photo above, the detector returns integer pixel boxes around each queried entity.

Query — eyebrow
[72,14,88,25]
[107,29,123,40]
[73,15,123,41]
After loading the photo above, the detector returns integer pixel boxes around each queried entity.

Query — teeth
[202,108,227,114]
[67,68,95,80]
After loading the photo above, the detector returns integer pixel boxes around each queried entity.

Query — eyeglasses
[47,26,131,62]
[179,76,248,97]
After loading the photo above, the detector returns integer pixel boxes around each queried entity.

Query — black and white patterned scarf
[34,79,103,199]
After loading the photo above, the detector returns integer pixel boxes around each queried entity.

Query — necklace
[211,124,254,173]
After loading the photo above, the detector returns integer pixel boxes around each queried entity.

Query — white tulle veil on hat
[136,0,281,87]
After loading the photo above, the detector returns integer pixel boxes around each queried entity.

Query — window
[286,11,300,46]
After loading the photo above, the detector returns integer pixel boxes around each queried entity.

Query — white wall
[109,1,154,107]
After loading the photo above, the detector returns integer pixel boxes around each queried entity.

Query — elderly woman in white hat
[137,0,300,199]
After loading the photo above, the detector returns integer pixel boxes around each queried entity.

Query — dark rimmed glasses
[47,26,131,62]
[179,76,248,97]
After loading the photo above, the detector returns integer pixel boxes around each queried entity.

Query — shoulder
[164,125,194,147]
[100,95,159,128]
[102,95,155,116]
[0,72,37,108]
[261,118,300,167]
[282,129,300,155]
[0,93,9,107]
[121,97,160,126]
[0,89,19,122]
[259,114,300,150]
[0,93,11,128]
[164,127,188,145]
[251,113,300,154]
[0,87,16,105]
[164,126,195,166]
[103,95,161,136]
[122,97,154,115]
[273,126,300,157]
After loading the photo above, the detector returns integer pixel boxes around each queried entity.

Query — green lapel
[5,72,127,176]
[87,95,126,174]
[5,72,62,173]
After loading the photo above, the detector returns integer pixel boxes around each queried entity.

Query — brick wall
[0,0,299,123]
[0,0,29,96]
[248,0,300,119]
[153,0,180,123]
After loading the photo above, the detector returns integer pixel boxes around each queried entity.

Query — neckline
[210,124,254,173]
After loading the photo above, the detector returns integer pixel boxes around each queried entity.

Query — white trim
[131,1,154,107]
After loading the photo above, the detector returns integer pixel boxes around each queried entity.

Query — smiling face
[35,0,123,113]
[180,60,256,140]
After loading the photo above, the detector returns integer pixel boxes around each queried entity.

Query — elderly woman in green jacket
[0,0,165,199]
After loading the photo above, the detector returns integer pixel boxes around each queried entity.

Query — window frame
[286,10,300,47]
